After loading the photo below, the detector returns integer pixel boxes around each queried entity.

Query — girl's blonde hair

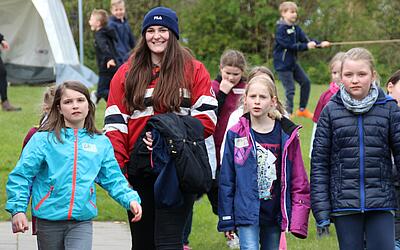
[39,81,101,142]
[220,50,247,72]
[248,66,275,82]
[39,86,56,125]
[245,75,285,120]
[329,52,345,71]
[341,47,379,85]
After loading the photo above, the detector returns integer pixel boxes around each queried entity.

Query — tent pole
[78,0,84,64]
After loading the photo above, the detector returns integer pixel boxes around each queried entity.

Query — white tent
[0,0,98,86]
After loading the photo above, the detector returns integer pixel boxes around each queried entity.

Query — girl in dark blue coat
[311,48,400,250]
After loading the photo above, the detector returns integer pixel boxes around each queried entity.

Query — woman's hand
[143,132,153,151]
[129,201,142,222]
[11,212,29,233]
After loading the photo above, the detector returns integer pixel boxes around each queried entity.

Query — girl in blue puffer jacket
[6,81,142,250]
[311,48,400,250]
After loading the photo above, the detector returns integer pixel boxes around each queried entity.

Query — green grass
[0,84,339,249]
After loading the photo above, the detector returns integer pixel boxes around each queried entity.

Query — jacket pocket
[34,186,54,211]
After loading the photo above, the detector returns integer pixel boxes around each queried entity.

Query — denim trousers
[276,64,311,114]
[237,223,281,250]
[334,211,394,250]
[36,218,93,250]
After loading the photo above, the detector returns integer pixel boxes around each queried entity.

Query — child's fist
[307,41,317,49]
[320,41,330,48]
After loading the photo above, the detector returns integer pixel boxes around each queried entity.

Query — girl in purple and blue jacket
[218,75,310,249]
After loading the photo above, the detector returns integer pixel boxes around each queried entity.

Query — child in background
[89,9,120,105]
[223,66,276,136]
[108,0,135,63]
[273,1,330,118]
[309,52,345,157]
[218,75,310,249]
[6,81,142,249]
[386,69,400,250]
[311,48,400,250]
[210,49,247,249]
[0,33,21,111]
[21,86,56,236]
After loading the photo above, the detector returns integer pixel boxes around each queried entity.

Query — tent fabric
[0,0,98,86]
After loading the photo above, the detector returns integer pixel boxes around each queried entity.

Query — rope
[329,39,400,46]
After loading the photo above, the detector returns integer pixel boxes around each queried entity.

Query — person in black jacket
[0,33,21,111]
[385,70,400,250]
[311,48,400,250]
[88,9,120,104]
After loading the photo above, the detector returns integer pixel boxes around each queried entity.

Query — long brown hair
[39,81,101,142]
[124,30,193,113]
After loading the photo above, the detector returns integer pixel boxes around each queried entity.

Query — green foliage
[62,0,400,82]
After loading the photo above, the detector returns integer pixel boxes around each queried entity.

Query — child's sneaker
[226,233,240,249]
[295,108,313,119]
[183,244,192,250]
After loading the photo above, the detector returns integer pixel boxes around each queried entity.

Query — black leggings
[128,176,196,250]
[0,56,8,102]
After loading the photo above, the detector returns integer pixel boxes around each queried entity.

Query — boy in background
[89,9,120,104]
[273,1,330,118]
[108,0,135,63]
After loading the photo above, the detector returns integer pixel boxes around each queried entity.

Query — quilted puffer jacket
[311,88,400,225]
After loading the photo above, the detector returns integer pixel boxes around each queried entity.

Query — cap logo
[154,15,163,20]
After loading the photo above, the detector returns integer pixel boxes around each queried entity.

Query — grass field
[0,84,339,249]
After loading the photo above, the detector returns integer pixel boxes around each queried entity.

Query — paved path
[0,221,132,250]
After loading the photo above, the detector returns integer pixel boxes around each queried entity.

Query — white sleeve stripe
[131,107,154,119]
[192,95,218,110]
[104,123,128,134]
[192,109,218,124]
[105,105,130,122]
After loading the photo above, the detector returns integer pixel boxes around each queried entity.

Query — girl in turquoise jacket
[6,81,142,249]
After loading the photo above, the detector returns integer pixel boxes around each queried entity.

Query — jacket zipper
[89,187,96,208]
[282,49,287,62]
[34,186,54,210]
[358,115,365,212]
[68,128,79,220]
[282,126,300,232]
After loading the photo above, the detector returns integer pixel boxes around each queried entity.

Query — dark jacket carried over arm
[311,88,400,225]
[128,113,212,208]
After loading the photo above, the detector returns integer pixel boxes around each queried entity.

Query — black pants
[96,74,112,104]
[128,176,196,250]
[276,63,311,114]
[0,56,8,102]
[334,211,394,250]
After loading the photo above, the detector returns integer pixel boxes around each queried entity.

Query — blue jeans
[36,218,92,250]
[276,64,311,114]
[237,223,281,250]
[334,211,394,250]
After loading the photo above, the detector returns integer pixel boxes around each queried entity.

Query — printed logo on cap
[154,16,163,20]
